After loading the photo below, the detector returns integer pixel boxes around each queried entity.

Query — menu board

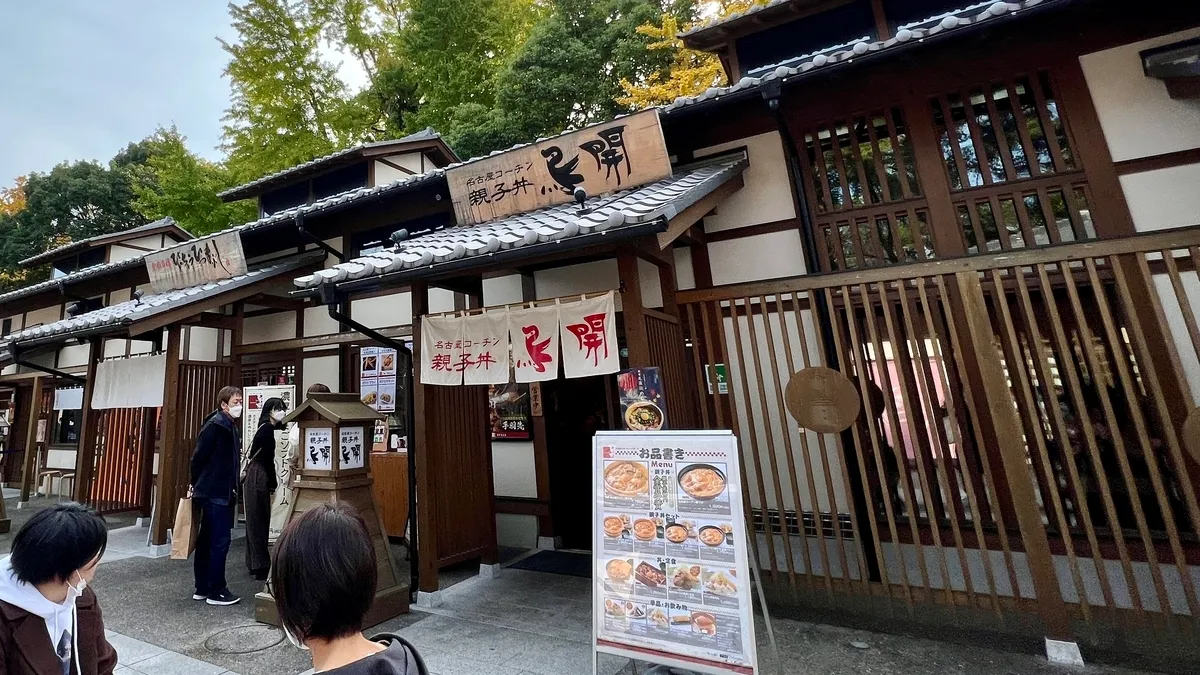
[593,431,756,675]
[305,427,334,471]
[360,346,399,411]
[618,368,667,431]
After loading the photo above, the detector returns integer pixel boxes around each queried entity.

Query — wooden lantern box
[254,393,409,626]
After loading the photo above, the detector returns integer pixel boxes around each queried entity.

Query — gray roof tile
[665,0,1060,114]
[294,153,748,291]
[0,256,148,309]
[2,252,323,350]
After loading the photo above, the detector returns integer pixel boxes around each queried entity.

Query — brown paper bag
[169,497,198,560]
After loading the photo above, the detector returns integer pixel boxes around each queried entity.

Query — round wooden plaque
[1182,407,1200,466]
[784,367,861,434]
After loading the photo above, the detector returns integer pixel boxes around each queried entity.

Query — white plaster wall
[673,247,696,291]
[4,314,23,333]
[24,305,61,328]
[1120,165,1200,232]
[1080,28,1200,162]
[129,339,153,356]
[496,513,539,549]
[108,289,131,305]
[483,275,524,307]
[695,131,796,233]
[492,441,538,498]
[373,153,426,186]
[124,234,168,250]
[188,327,220,362]
[351,292,412,330]
[107,244,144,263]
[709,230,807,286]
[243,313,297,344]
[57,344,90,369]
[1153,272,1200,406]
[103,339,127,358]
[429,289,456,314]
[303,355,341,396]
[304,305,340,337]
[533,258,662,309]
[374,160,411,186]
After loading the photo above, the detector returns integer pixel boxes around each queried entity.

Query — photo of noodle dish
[704,569,738,597]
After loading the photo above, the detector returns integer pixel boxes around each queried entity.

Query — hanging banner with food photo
[420,314,465,386]
[560,291,619,379]
[489,382,532,440]
[618,367,668,431]
[462,310,511,386]
[509,304,561,383]
[592,431,758,675]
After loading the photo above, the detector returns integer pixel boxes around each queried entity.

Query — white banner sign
[243,385,295,467]
[420,315,465,386]
[339,426,365,470]
[510,305,561,383]
[560,292,619,379]
[305,427,334,471]
[145,231,248,294]
[91,354,167,410]
[53,387,84,411]
[592,430,757,675]
[462,311,510,386]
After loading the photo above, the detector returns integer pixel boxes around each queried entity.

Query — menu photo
[360,377,380,410]
[601,458,651,510]
[360,347,380,378]
[676,461,731,516]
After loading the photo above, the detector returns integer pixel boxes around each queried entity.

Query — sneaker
[206,590,241,606]
[192,593,208,601]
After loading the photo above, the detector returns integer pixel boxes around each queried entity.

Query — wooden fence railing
[678,225,1200,647]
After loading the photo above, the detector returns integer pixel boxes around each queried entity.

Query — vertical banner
[618,368,668,431]
[593,431,758,675]
[462,310,511,386]
[420,315,465,386]
[510,305,561,383]
[560,292,619,379]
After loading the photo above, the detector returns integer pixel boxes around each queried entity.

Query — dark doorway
[4,387,32,488]
[545,376,612,550]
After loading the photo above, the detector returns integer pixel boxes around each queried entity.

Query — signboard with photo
[242,385,295,460]
[592,431,757,675]
[489,382,532,441]
[618,368,668,431]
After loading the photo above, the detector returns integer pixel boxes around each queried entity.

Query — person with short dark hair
[272,503,422,674]
[0,502,117,675]
[307,383,331,396]
[189,385,243,606]
[245,397,286,581]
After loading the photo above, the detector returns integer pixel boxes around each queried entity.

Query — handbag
[169,497,198,560]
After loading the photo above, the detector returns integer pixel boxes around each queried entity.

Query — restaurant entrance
[545,375,612,551]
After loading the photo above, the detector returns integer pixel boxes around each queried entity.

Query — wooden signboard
[445,108,671,225]
[784,367,861,434]
[144,231,248,294]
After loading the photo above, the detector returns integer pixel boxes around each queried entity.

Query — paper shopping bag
[169,497,198,560]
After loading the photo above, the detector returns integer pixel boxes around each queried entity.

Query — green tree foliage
[128,127,257,236]
[220,0,376,183]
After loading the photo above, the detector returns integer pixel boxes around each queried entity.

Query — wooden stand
[254,393,409,626]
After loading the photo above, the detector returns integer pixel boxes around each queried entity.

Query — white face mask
[283,624,309,651]
[65,572,87,600]
[228,404,244,419]
[271,410,286,423]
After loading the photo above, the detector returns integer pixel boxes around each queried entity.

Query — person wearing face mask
[189,385,244,606]
[273,503,426,675]
[244,397,286,581]
[0,502,117,675]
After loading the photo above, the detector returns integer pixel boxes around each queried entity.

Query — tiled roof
[681,0,794,38]
[0,256,148,309]
[218,128,450,200]
[294,153,748,291]
[2,253,323,350]
[664,0,1065,114]
[19,217,192,268]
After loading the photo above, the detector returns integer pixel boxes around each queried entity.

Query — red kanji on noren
[475,352,496,369]
[431,353,452,371]
[566,313,608,366]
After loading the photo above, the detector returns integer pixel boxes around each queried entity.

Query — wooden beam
[657,174,745,250]
[410,282,439,593]
[378,157,416,175]
[184,313,240,330]
[705,218,799,243]
[72,339,102,502]
[617,248,652,367]
[17,376,44,505]
[233,326,412,356]
[1114,147,1200,176]
[245,294,309,312]
[151,324,182,546]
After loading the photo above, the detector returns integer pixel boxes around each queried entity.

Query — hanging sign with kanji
[462,311,511,386]
[560,292,620,378]
[445,109,671,226]
[509,305,561,383]
[145,231,248,294]
[420,315,465,386]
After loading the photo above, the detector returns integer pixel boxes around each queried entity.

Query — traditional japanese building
[1,0,1197,668]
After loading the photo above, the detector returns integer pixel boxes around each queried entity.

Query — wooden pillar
[410,282,439,593]
[465,280,500,566]
[73,339,103,503]
[17,376,44,504]
[955,272,1072,642]
[523,274,555,540]
[617,248,652,368]
[903,95,967,258]
[152,324,183,546]
[139,332,164,518]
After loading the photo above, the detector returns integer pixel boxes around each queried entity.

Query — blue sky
[0,1,237,184]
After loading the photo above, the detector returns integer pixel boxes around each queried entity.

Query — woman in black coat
[245,397,285,580]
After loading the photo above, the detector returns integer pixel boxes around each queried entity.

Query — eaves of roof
[0,256,147,311]
[18,217,192,268]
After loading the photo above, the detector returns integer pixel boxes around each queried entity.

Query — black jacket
[190,410,241,501]
[248,423,280,493]
[304,641,422,675]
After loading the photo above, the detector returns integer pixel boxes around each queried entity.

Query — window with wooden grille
[931,72,1095,254]
[799,107,935,271]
